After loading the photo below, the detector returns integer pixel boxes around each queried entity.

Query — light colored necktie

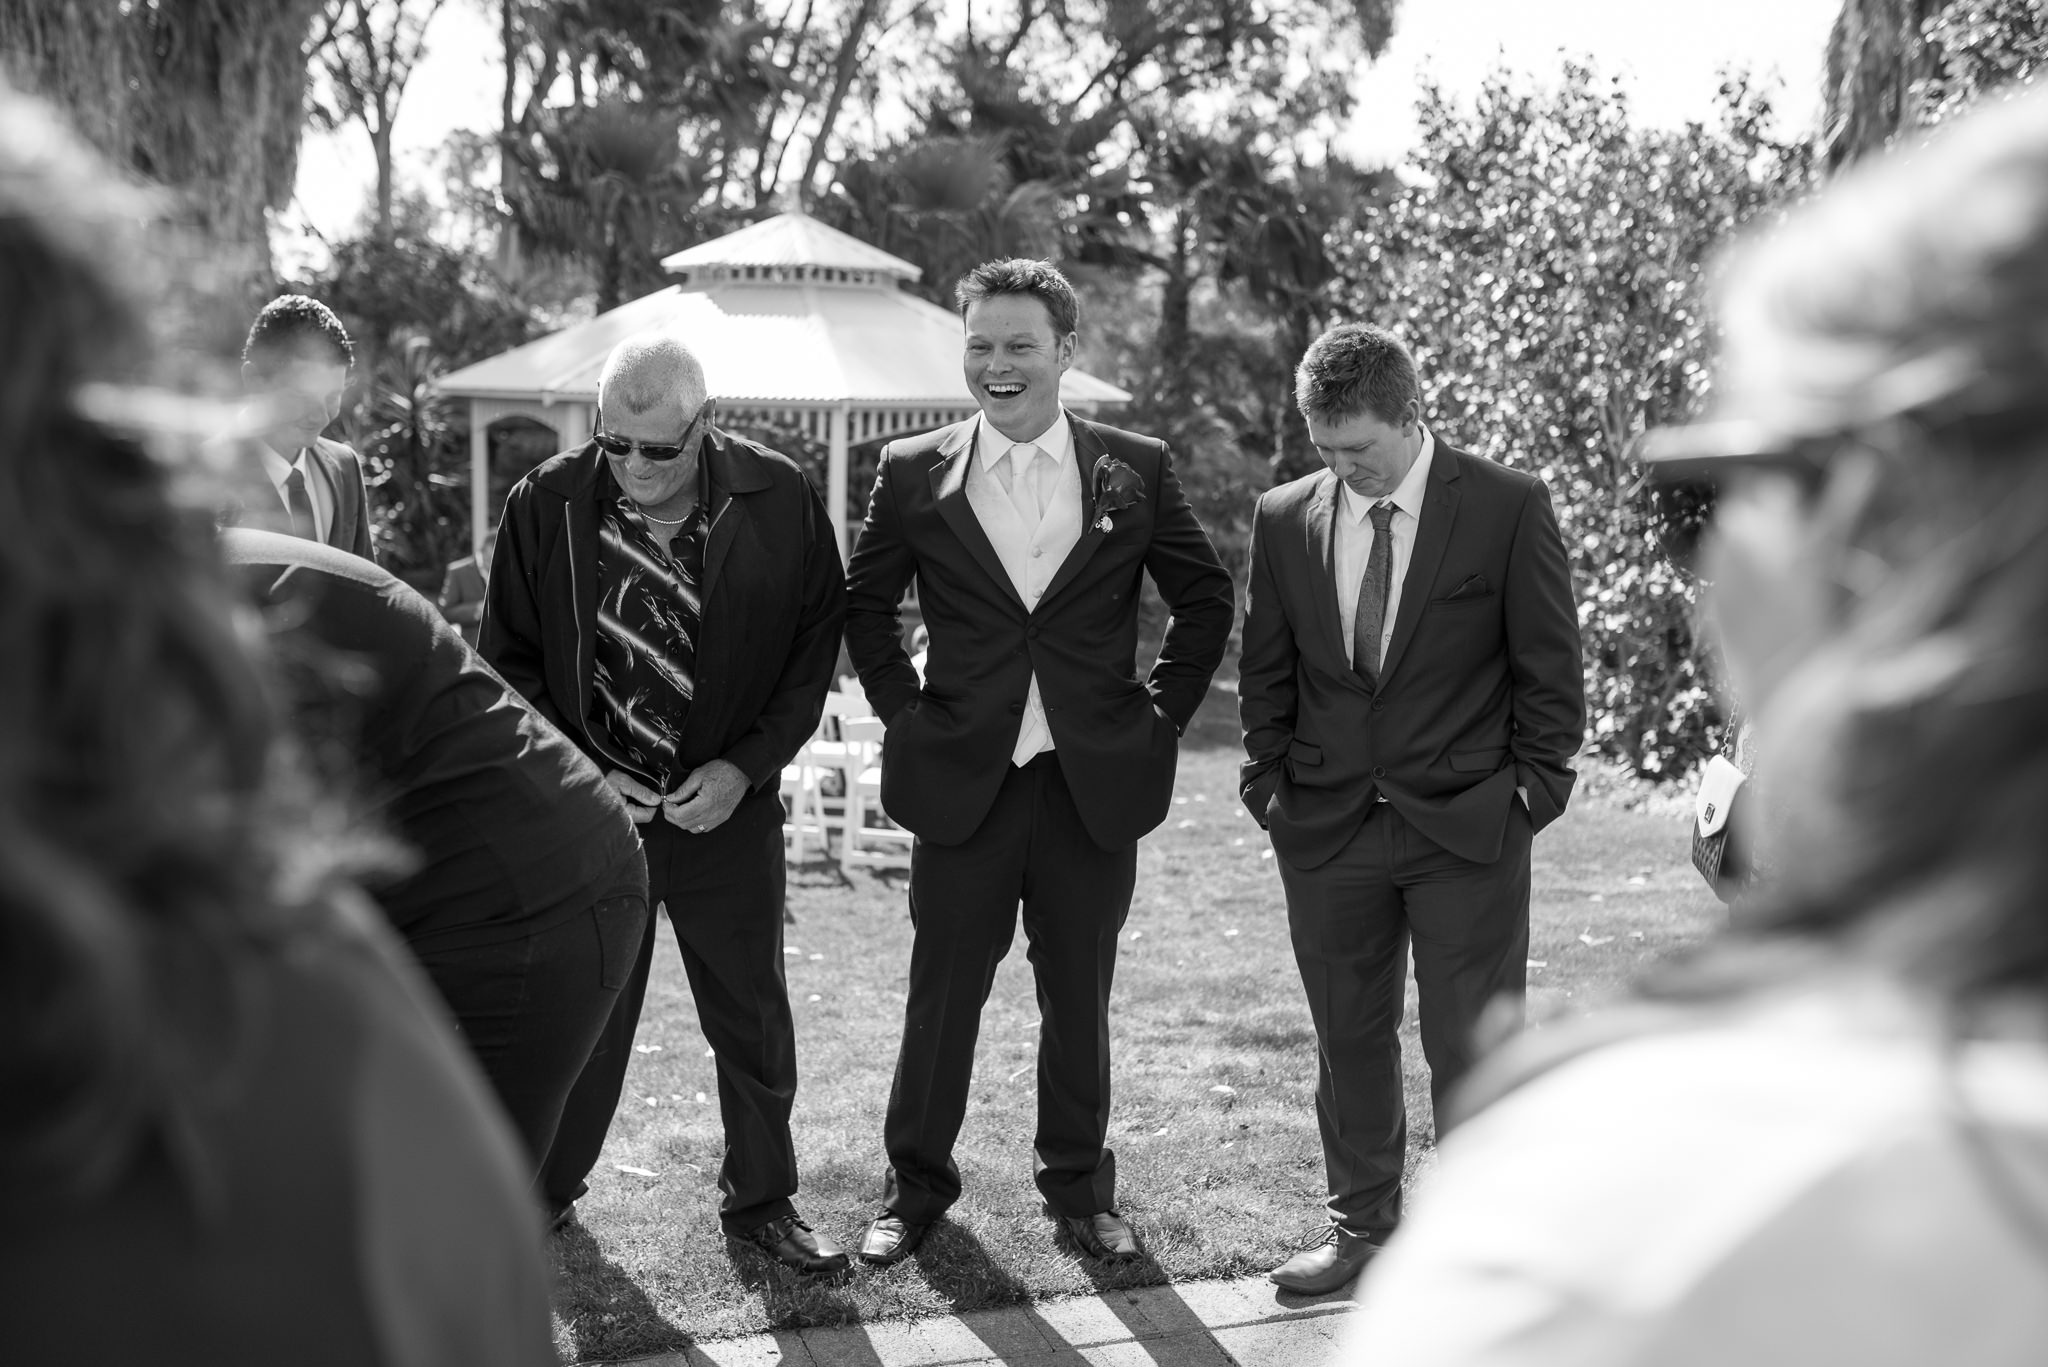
[1009,443,1043,533]
[1353,500,1395,682]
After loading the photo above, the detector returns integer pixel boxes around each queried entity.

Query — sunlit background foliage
[1,0,2042,776]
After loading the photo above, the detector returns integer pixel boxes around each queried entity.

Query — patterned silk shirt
[591,461,712,793]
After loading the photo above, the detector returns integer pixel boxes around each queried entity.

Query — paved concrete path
[609,1275,1356,1366]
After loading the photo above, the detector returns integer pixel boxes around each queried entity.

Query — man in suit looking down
[1238,323,1584,1295]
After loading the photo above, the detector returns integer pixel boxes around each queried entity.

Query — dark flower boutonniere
[1091,456,1145,533]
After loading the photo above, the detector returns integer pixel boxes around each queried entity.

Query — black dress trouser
[883,751,1139,1223]
[540,788,800,1234]
[409,849,649,1187]
[1274,798,1532,1238]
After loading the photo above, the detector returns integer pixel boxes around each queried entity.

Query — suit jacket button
[1372,697,1386,711]
[1372,765,1386,778]
[1009,701,1024,715]
[1027,626,1041,639]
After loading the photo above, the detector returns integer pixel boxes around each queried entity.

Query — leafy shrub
[1331,66,1812,776]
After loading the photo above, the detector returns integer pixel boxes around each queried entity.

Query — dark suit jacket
[480,431,846,794]
[1238,442,1584,870]
[844,414,1234,851]
[308,437,376,561]
[219,435,376,562]
[225,529,641,949]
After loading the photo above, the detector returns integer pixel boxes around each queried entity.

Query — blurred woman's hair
[1660,89,2048,1017]
[0,79,354,1200]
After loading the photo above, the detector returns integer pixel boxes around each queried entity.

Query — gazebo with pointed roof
[436,212,1130,558]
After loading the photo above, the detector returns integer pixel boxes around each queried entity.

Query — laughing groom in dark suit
[844,259,1234,1266]
[1240,324,1583,1295]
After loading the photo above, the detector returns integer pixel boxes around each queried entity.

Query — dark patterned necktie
[284,464,317,542]
[1352,500,1395,681]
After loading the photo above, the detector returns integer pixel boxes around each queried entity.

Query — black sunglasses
[593,400,715,463]
[1634,425,1837,577]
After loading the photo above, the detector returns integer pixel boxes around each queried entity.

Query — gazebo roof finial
[660,210,921,285]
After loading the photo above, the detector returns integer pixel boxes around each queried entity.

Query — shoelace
[750,1215,811,1246]
[1284,1223,1343,1253]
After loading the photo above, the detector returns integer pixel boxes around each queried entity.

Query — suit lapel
[1035,415,1111,609]
[310,440,351,549]
[930,420,1028,610]
[1379,444,1462,685]
[1304,473,1350,671]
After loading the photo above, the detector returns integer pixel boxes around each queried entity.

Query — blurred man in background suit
[438,529,495,644]
[234,294,375,560]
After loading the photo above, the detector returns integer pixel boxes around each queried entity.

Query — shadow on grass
[720,1231,869,1333]
[911,1217,1036,1308]
[551,1218,695,1363]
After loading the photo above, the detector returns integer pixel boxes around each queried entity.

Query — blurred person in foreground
[224,527,649,1187]
[0,82,553,1365]
[438,527,496,643]
[1238,324,1584,1295]
[1335,88,2048,1365]
[482,331,849,1274]
[227,293,375,558]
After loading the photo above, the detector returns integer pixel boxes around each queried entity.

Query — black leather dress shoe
[739,1214,850,1276]
[1047,1206,1142,1260]
[857,1211,931,1266]
[1268,1227,1382,1294]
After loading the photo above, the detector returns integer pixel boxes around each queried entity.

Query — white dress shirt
[258,443,336,545]
[1334,427,1435,664]
[964,412,1082,764]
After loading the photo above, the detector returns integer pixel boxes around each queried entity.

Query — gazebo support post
[469,397,489,557]
[827,401,850,563]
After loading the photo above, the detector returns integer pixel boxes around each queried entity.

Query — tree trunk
[1158,210,1195,366]
[372,117,396,243]
[798,0,880,205]
[0,0,328,299]
[496,0,534,279]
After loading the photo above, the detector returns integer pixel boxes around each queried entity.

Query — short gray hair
[597,332,708,417]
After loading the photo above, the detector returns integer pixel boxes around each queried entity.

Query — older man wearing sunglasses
[481,331,850,1274]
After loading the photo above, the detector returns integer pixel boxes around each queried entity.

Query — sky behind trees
[286,0,1841,243]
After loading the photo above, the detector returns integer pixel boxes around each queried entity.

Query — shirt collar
[1339,425,1435,525]
[976,411,1073,473]
[258,443,308,493]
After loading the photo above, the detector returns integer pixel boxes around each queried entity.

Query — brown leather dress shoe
[1048,1206,1143,1260]
[1268,1228,1382,1294]
[740,1214,850,1276]
[857,1211,931,1266]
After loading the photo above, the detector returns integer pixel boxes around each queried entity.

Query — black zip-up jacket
[480,430,846,794]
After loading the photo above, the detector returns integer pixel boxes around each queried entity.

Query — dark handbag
[1691,711,1753,902]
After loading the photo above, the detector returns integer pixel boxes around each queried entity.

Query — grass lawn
[549,694,1723,1361]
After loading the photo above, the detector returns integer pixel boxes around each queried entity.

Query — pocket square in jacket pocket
[1438,574,1492,602]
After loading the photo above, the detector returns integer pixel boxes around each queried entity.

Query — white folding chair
[779,729,835,863]
[839,715,914,872]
